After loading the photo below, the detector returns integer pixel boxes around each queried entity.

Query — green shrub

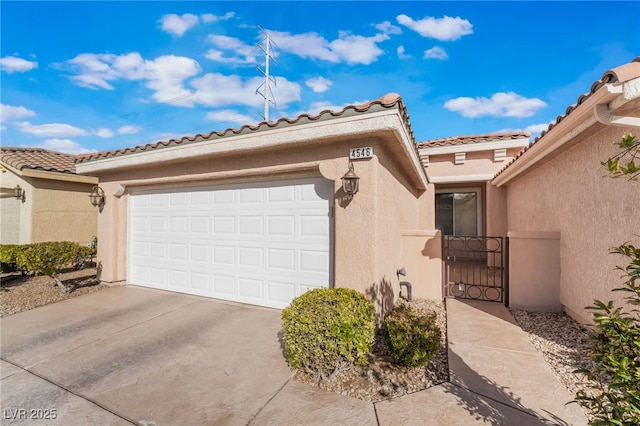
[573,133,640,425]
[384,304,441,367]
[574,243,640,425]
[281,287,376,380]
[0,244,23,271]
[15,241,85,294]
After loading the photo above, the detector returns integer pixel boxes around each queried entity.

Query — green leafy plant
[14,241,86,294]
[281,287,375,381]
[383,304,441,367]
[601,132,639,180]
[0,244,23,272]
[573,133,640,425]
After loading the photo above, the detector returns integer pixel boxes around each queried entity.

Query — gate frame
[442,235,509,306]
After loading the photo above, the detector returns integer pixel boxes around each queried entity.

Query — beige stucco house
[75,94,440,313]
[0,147,99,245]
[76,58,640,324]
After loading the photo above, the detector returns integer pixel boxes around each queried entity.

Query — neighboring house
[0,147,99,245]
[75,94,439,313]
[75,58,640,325]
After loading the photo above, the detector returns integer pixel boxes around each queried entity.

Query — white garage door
[128,178,332,309]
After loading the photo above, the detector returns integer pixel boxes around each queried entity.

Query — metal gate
[443,235,508,305]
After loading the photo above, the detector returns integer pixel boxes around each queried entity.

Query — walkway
[374,298,588,425]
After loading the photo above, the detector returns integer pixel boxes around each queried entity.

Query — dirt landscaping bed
[0,267,109,317]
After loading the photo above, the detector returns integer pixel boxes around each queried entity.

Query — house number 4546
[349,147,374,159]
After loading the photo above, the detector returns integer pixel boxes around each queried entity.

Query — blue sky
[1,1,638,155]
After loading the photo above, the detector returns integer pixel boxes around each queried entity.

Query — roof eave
[76,108,429,191]
[492,81,632,187]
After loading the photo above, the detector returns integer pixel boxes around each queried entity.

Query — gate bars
[442,235,509,306]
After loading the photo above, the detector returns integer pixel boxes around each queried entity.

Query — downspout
[594,103,640,129]
[594,76,640,129]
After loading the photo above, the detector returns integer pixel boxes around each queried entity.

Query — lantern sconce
[14,185,25,202]
[341,162,360,198]
[89,186,105,208]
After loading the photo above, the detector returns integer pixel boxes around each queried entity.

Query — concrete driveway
[0,286,376,425]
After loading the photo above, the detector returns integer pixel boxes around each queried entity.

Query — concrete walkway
[0,288,588,425]
[375,298,588,425]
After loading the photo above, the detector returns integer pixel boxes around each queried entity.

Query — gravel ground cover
[509,308,599,416]
[0,267,108,317]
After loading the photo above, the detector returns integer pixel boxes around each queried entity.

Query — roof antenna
[256,26,277,122]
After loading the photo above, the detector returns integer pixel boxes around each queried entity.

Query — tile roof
[494,57,640,179]
[1,147,78,174]
[417,132,530,148]
[76,93,413,163]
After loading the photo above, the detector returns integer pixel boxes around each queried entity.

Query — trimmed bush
[14,242,86,293]
[281,287,376,380]
[0,244,22,272]
[384,304,441,367]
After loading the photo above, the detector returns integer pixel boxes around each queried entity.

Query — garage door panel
[169,243,187,261]
[238,246,264,267]
[268,216,296,236]
[190,191,210,205]
[213,216,235,234]
[300,216,329,237]
[129,178,331,309]
[239,216,264,235]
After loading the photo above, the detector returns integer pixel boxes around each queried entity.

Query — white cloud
[397,46,412,60]
[1,104,36,122]
[145,55,201,106]
[525,123,551,134]
[159,13,199,36]
[444,92,547,118]
[301,99,366,116]
[205,35,258,65]
[424,46,448,60]
[118,125,141,135]
[16,121,88,138]
[191,73,301,109]
[305,77,332,93]
[68,53,200,106]
[94,127,115,138]
[397,14,473,41]
[267,30,388,65]
[330,33,389,65]
[0,56,38,73]
[206,110,259,126]
[201,12,235,23]
[375,21,402,35]
[36,139,93,155]
[69,52,146,90]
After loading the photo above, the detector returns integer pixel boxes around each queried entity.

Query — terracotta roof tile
[76,93,413,163]
[1,147,78,174]
[417,132,530,148]
[494,57,640,179]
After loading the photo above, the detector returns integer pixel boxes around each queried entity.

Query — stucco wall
[425,148,521,179]
[505,125,640,324]
[30,178,98,244]
[92,134,434,316]
[0,169,97,245]
[485,182,508,237]
[0,170,32,244]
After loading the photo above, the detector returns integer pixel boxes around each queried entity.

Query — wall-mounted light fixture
[14,185,25,202]
[341,162,360,198]
[89,186,105,208]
